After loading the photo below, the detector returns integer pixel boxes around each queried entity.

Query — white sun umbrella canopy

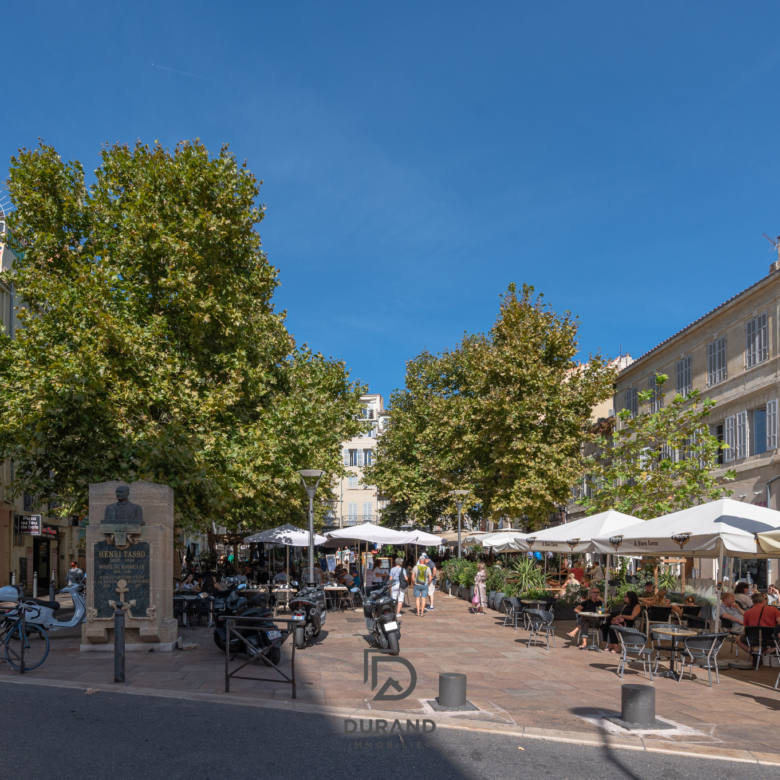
[324,523,418,546]
[243,523,327,546]
[461,531,492,545]
[406,530,446,547]
[520,510,638,554]
[590,499,780,557]
[482,531,529,553]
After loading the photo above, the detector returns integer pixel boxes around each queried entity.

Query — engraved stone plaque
[93,541,150,618]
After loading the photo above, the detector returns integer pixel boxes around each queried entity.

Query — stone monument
[81,480,178,652]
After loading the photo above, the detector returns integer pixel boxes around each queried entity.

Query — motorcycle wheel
[294,626,306,649]
[268,645,282,665]
[386,631,400,656]
[313,625,321,637]
[213,630,238,661]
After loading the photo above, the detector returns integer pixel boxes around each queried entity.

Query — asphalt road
[0,683,768,780]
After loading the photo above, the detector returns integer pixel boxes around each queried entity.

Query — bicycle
[0,603,50,672]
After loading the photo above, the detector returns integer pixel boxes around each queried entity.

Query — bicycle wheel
[4,622,50,671]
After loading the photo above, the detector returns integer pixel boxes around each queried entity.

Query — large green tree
[365,284,615,529]
[1,140,365,530]
[579,376,735,519]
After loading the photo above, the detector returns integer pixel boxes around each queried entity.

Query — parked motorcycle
[213,583,282,664]
[289,582,327,649]
[20,582,86,633]
[363,583,401,655]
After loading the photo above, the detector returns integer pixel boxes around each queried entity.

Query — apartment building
[615,258,780,588]
[0,209,81,590]
[329,393,390,528]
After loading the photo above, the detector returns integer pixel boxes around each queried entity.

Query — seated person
[567,587,604,649]
[768,584,780,606]
[733,582,753,611]
[647,588,670,608]
[639,582,657,606]
[570,563,584,582]
[178,574,197,591]
[671,594,697,617]
[338,568,355,588]
[719,592,744,631]
[273,568,289,585]
[556,572,579,599]
[603,592,642,652]
[736,592,780,654]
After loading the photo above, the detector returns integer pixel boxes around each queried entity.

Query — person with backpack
[412,556,432,617]
[389,557,407,616]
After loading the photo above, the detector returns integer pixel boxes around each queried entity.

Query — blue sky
[4,2,780,399]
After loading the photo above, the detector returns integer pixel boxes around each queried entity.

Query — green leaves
[580,376,734,519]
[1,140,365,530]
[366,284,615,529]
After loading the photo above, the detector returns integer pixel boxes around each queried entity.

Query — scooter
[20,582,86,633]
[289,581,327,649]
[363,583,401,655]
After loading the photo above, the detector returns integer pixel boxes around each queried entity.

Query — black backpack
[397,567,408,590]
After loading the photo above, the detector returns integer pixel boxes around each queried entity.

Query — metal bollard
[439,673,467,708]
[114,602,126,683]
[49,571,55,602]
[19,606,26,675]
[32,572,38,599]
[621,684,655,726]
[10,572,16,586]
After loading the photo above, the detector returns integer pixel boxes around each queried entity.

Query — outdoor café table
[324,585,347,611]
[577,612,608,652]
[652,627,698,681]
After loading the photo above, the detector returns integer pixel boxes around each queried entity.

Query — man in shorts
[412,556,432,617]
[389,558,406,615]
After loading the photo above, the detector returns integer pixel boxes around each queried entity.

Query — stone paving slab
[2,591,779,759]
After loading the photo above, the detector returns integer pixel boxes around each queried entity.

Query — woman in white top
[389,558,406,615]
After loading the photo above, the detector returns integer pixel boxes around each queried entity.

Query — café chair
[679,633,728,687]
[524,609,556,650]
[745,626,777,670]
[613,626,654,680]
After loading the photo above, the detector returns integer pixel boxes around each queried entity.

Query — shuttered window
[348,503,358,517]
[768,399,778,450]
[708,337,727,386]
[363,449,373,466]
[736,411,749,460]
[648,376,663,413]
[343,449,350,466]
[676,356,692,397]
[724,415,736,462]
[746,313,768,368]
[362,502,373,520]
[625,387,638,418]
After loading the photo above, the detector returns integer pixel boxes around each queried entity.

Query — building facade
[614,259,780,588]
[0,213,82,590]
[329,393,390,528]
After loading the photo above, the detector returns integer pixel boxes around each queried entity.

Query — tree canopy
[579,376,734,519]
[365,284,615,529]
[0,140,365,530]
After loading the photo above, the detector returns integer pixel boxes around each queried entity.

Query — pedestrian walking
[412,556,432,617]
[473,562,487,615]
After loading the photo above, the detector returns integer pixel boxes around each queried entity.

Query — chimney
[771,260,780,275]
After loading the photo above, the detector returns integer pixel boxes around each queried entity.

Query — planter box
[553,604,578,621]
[495,592,505,612]
[488,591,497,610]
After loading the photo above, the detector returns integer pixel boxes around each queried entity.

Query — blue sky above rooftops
[4,2,780,399]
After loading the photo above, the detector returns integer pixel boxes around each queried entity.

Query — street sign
[16,515,42,536]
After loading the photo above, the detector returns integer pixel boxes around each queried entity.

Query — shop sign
[41,524,58,539]
[16,515,42,536]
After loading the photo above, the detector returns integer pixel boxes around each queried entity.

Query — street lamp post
[448,490,469,559]
[298,469,325,585]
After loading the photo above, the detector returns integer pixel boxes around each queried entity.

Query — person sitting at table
[768,584,780,606]
[202,569,217,595]
[671,594,697,617]
[567,587,604,649]
[590,562,604,582]
[556,572,579,599]
[273,567,289,585]
[639,583,656,605]
[603,591,641,652]
[719,592,744,632]
[733,582,753,611]
[648,588,670,607]
[735,592,780,654]
[179,573,197,591]
[570,561,584,582]
[338,568,355,588]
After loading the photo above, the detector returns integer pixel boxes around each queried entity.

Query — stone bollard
[621,684,655,726]
[32,572,38,599]
[49,571,55,602]
[439,673,467,708]
[114,602,126,683]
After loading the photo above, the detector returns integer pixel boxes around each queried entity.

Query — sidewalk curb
[2,675,778,766]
